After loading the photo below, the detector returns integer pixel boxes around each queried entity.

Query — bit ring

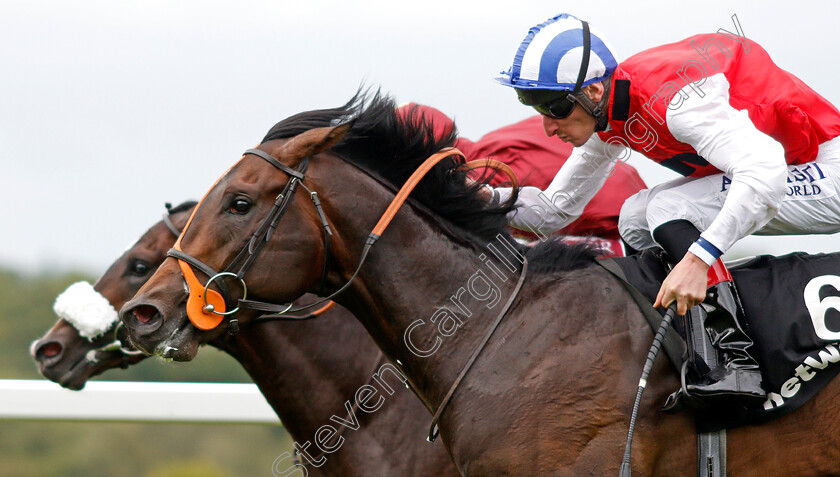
[202,272,247,316]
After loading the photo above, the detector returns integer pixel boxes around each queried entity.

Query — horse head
[30,201,196,388]
[120,119,359,360]
[119,91,516,374]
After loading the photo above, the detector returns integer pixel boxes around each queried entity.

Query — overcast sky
[4,0,840,274]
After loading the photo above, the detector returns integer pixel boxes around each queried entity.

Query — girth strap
[428,258,528,442]
[698,430,726,477]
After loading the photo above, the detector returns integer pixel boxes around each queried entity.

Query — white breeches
[619,154,840,251]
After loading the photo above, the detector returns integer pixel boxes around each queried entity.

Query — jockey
[396,103,647,250]
[489,13,840,408]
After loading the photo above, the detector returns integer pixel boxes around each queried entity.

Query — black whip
[619,304,678,477]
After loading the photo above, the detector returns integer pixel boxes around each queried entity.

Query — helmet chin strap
[569,20,609,132]
[572,93,609,132]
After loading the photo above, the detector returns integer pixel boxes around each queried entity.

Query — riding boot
[682,260,765,406]
[652,220,765,410]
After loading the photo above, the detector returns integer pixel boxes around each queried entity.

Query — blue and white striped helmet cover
[496,13,618,90]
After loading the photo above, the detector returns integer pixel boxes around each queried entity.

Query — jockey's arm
[490,135,616,235]
[656,74,787,313]
[668,74,788,263]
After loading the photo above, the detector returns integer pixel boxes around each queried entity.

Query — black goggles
[516,89,578,119]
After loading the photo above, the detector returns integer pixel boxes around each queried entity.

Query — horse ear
[278,120,355,162]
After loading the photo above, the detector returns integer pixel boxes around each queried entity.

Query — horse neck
[323,172,526,412]
[220,311,382,445]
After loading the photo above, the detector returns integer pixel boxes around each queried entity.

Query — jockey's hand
[653,252,709,316]
[465,177,493,201]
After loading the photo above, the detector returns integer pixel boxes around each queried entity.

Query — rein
[242,156,521,322]
[247,300,337,323]
[167,146,493,333]
[427,258,528,442]
[164,140,528,446]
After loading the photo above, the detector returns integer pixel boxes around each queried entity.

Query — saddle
[604,248,840,432]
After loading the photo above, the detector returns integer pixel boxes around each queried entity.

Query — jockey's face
[541,105,597,147]
[540,83,605,148]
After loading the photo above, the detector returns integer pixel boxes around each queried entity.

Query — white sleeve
[494,134,618,235]
[666,73,787,264]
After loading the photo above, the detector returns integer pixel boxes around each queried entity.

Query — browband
[244,148,306,179]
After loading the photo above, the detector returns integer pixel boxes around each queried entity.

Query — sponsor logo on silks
[721,163,827,195]
[763,342,840,410]
[765,274,840,410]
[785,184,822,197]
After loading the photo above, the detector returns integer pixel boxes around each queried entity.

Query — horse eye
[229,198,252,215]
[130,260,151,276]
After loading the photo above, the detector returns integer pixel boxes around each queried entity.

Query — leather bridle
[162,143,528,445]
[165,148,334,333]
[89,204,192,363]
[164,146,495,334]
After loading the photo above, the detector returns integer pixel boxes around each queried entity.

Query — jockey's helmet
[495,13,618,129]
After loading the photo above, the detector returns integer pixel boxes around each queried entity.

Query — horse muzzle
[31,337,65,373]
[122,295,207,361]
[30,335,102,390]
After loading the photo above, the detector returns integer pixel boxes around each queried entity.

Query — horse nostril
[35,341,63,362]
[133,304,158,324]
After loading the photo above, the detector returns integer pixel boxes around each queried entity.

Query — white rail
[0,379,280,424]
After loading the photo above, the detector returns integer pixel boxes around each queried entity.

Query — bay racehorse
[121,93,840,475]
[32,201,459,477]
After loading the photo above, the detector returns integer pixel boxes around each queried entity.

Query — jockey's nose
[542,115,560,138]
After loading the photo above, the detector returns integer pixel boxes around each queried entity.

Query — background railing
[0,379,280,424]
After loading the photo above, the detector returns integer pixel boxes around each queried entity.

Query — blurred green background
[0,269,293,477]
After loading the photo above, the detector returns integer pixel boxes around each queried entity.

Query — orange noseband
[169,146,519,331]
[169,160,240,331]
[175,256,226,330]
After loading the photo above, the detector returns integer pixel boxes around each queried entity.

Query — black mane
[262,90,597,269]
[525,237,601,273]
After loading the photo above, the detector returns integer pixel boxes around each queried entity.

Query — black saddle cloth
[612,249,840,431]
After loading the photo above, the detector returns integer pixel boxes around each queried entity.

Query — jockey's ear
[278,120,355,164]
[582,82,605,103]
